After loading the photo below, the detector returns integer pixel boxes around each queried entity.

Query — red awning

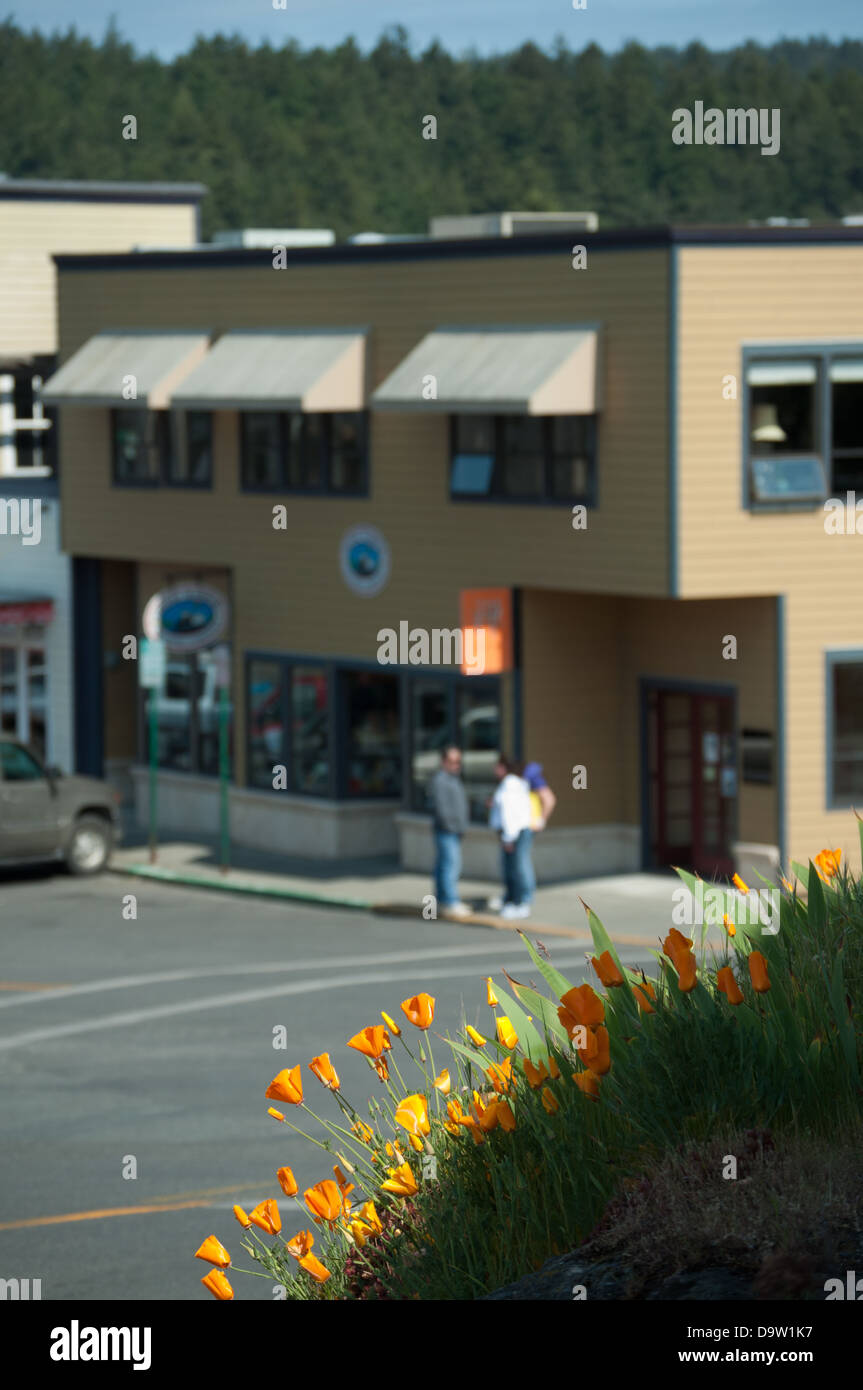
[0,599,54,626]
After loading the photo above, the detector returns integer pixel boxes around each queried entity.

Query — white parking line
[0,940,594,1011]
[0,951,638,1052]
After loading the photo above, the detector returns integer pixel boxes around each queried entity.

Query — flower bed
[194,832,863,1300]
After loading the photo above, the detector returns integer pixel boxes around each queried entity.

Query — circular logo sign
[142,584,229,652]
[339,525,390,597]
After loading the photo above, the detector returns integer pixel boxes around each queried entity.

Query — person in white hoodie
[488,755,533,919]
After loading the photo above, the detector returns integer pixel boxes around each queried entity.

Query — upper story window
[112,409,212,488]
[240,411,367,496]
[745,351,863,506]
[450,414,596,505]
[0,371,57,479]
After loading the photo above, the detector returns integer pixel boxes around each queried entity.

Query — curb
[110,862,373,912]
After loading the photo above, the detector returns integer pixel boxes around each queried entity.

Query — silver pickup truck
[0,736,120,874]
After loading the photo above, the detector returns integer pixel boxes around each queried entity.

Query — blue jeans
[502,828,534,906]
[434,830,462,908]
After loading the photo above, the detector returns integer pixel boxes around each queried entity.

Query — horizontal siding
[678,246,863,868]
[0,202,196,356]
[522,590,777,841]
[56,248,670,599]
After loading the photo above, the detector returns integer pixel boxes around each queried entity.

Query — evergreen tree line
[1,20,862,238]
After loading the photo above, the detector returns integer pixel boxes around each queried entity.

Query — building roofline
[0,179,207,204]
[50,222,863,271]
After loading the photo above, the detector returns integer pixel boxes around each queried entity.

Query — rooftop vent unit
[429,211,599,239]
[347,231,426,244]
[211,228,335,249]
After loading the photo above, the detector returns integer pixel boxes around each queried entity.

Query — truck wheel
[65,816,113,875]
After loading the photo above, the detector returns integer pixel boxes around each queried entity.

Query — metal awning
[171,330,367,411]
[371,325,600,415]
[0,598,54,626]
[41,332,210,408]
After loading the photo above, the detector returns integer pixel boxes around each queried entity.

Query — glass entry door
[0,642,48,760]
[646,686,736,878]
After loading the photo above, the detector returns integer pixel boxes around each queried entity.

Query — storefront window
[0,643,48,758]
[112,409,158,484]
[457,682,501,821]
[248,660,284,789]
[410,681,450,811]
[291,666,329,793]
[144,651,231,777]
[343,670,401,797]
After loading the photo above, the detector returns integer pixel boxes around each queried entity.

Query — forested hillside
[1,20,861,237]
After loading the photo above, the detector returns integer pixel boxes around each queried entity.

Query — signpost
[139,638,166,864]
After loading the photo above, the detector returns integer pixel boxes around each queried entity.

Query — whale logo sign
[340,525,391,597]
[142,583,229,652]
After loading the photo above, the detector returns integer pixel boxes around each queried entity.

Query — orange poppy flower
[201,1269,234,1300]
[486,1058,513,1093]
[446,1098,464,1125]
[559,983,605,1028]
[814,848,841,882]
[578,1025,611,1077]
[433,1068,452,1094]
[466,1025,487,1046]
[732,873,749,894]
[308,1053,340,1091]
[573,1071,600,1099]
[352,1120,374,1144]
[381,1162,419,1196]
[546,1054,561,1079]
[285,1230,315,1260]
[748,951,771,994]
[233,1205,251,1229]
[523,1058,549,1089]
[194,1235,231,1268]
[249,1199,281,1235]
[374,1057,389,1082]
[265,1065,303,1106]
[299,1253,332,1284]
[304,1179,343,1223]
[394,1093,431,1137]
[360,1201,383,1235]
[663,928,694,967]
[591,951,624,988]
[277,1166,298,1197]
[400,993,435,1030]
[716,966,744,1005]
[541,1086,559,1115]
[474,1097,500,1132]
[486,977,499,1007]
[496,1099,517,1131]
[348,1025,389,1059]
[267,1107,285,1122]
[722,913,737,938]
[381,1010,401,1037]
[632,983,655,1014]
[496,1016,518,1050]
[675,952,698,993]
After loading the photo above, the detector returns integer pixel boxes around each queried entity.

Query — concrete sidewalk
[110,824,698,949]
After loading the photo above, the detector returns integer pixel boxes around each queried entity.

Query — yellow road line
[0,1182,273,1231]
[0,982,66,992]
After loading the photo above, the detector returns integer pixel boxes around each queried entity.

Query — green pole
[219,683,230,874]
[148,688,158,864]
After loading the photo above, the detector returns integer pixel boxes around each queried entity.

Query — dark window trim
[448,412,597,507]
[741,343,863,511]
[239,410,370,497]
[825,648,863,811]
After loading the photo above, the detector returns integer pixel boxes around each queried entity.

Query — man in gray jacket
[429,746,471,916]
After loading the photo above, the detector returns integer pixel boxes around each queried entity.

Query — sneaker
[445,901,472,917]
[500,903,523,920]
[486,895,504,912]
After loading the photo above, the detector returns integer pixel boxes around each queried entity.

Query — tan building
[43,223,863,882]
[0,179,204,775]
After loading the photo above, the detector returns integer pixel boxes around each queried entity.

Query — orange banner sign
[458,588,513,675]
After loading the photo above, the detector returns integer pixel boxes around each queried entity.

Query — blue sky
[12,0,863,59]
